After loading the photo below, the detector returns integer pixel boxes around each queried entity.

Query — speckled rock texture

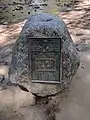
[9,13,80,97]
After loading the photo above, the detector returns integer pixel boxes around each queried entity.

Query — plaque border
[28,38,62,84]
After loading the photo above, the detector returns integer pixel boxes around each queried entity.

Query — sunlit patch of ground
[0,20,26,77]
[55,1,90,120]
[59,0,90,43]
[0,20,26,45]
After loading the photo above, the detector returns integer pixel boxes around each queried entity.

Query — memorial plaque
[28,38,62,83]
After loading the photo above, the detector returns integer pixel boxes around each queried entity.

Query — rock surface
[9,13,80,97]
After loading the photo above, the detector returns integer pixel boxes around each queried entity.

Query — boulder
[9,13,80,97]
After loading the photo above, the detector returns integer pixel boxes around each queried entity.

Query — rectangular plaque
[28,38,62,84]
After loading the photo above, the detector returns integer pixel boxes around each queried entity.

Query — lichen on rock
[9,13,80,97]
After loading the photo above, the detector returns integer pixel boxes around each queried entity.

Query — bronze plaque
[28,38,62,83]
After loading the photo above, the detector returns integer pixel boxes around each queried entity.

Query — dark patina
[28,38,62,84]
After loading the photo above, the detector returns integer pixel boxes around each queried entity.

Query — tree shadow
[0,21,25,66]
[59,0,90,30]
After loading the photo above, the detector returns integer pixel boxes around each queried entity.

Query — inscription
[29,38,61,83]
[35,58,56,71]
[31,39,60,52]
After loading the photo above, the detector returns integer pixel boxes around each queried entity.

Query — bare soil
[0,0,90,120]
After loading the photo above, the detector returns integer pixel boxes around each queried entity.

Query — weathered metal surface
[28,38,62,83]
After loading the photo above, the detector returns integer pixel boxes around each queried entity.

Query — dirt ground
[0,0,90,120]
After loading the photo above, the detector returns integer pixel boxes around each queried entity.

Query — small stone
[75,42,89,52]
[15,6,23,10]
[12,9,15,11]
[76,32,83,36]
[3,22,8,25]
